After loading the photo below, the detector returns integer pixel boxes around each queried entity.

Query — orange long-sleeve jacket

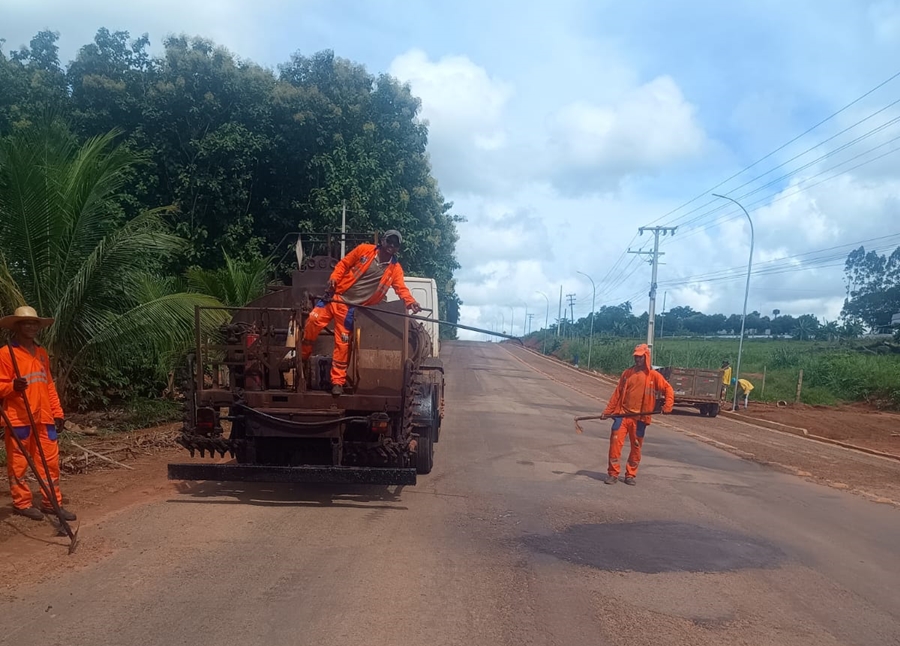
[329,243,417,307]
[0,343,64,426]
[602,344,674,425]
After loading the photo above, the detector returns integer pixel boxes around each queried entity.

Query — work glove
[12,377,27,392]
[54,418,66,433]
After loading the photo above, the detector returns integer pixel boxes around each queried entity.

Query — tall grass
[539,335,900,409]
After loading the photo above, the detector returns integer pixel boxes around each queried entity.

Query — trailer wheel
[415,432,434,474]
[708,404,720,418]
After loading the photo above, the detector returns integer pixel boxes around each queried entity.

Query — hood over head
[632,343,651,371]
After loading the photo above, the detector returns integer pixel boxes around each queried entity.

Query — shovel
[5,345,79,553]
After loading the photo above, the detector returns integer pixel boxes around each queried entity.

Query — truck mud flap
[167,463,417,485]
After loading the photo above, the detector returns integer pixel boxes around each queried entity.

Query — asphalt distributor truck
[168,233,444,486]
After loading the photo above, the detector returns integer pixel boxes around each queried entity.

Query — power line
[657,235,900,289]
[641,68,900,228]
[664,106,900,232]
[663,141,900,246]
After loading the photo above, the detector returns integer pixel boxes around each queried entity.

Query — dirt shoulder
[0,425,186,590]
[505,344,900,508]
[734,402,900,455]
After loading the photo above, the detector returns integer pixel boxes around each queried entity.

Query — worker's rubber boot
[13,506,44,521]
[624,477,636,486]
[331,384,343,396]
[604,474,618,485]
[41,506,77,521]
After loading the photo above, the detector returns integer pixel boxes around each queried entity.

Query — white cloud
[388,48,514,194]
[546,76,709,195]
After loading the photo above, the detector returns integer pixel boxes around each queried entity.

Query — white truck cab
[386,276,440,357]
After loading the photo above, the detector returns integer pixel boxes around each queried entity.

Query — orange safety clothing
[329,243,416,308]
[0,342,65,510]
[0,343,64,426]
[302,243,417,387]
[301,300,353,386]
[608,417,644,479]
[602,344,674,425]
[4,423,62,510]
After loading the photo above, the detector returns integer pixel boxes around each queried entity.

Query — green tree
[0,121,223,402]
[842,245,900,331]
[186,252,272,307]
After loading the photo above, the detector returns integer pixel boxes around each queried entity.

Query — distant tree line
[541,244,900,342]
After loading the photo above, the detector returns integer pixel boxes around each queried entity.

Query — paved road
[2,341,899,645]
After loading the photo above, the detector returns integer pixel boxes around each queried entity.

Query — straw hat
[0,306,55,330]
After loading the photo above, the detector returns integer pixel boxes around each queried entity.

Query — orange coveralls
[0,343,65,510]
[302,243,417,386]
[602,344,674,479]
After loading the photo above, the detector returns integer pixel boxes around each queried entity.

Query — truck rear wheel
[708,404,720,418]
[415,432,433,474]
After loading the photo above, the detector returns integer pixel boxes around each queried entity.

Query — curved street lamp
[712,193,755,413]
[577,271,596,370]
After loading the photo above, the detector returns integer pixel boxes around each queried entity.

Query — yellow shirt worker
[737,378,754,409]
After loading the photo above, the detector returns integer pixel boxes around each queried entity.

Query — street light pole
[509,305,515,336]
[536,291,550,354]
[576,271,596,370]
[712,193,755,413]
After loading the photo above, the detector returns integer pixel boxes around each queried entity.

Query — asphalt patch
[523,521,784,573]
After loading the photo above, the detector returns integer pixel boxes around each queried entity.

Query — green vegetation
[538,336,900,409]
[0,28,462,420]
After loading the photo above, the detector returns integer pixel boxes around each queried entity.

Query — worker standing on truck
[302,229,421,396]
[0,306,76,521]
[599,344,674,486]
[736,378,754,410]
[720,360,732,401]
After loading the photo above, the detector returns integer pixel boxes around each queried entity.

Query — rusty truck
[167,232,444,486]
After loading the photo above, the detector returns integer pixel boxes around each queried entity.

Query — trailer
[658,366,725,417]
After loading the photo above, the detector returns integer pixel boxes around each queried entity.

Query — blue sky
[4,0,900,337]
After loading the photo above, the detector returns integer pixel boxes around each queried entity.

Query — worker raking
[575,344,674,486]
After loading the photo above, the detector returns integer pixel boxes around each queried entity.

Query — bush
[542,336,900,409]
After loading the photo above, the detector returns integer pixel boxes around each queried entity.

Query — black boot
[41,506,77,521]
[13,506,44,521]
[331,384,343,396]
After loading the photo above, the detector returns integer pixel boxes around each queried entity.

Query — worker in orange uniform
[600,344,674,485]
[0,306,76,521]
[302,230,421,396]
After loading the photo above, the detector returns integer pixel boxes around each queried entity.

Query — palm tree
[0,121,225,401]
[186,252,273,307]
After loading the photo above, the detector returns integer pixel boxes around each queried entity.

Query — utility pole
[526,313,535,334]
[566,293,576,337]
[558,286,563,337]
[629,226,676,353]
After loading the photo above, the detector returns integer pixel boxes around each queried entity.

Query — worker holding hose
[599,344,674,485]
[0,306,76,521]
[302,230,421,396]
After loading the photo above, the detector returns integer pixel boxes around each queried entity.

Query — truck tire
[708,404,720,418]
[415,432,434,474]
[432,388,441,443]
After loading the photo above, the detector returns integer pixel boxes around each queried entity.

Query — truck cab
[386,276,440,357]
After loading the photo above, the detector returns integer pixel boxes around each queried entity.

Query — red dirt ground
[729,401,900,455]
